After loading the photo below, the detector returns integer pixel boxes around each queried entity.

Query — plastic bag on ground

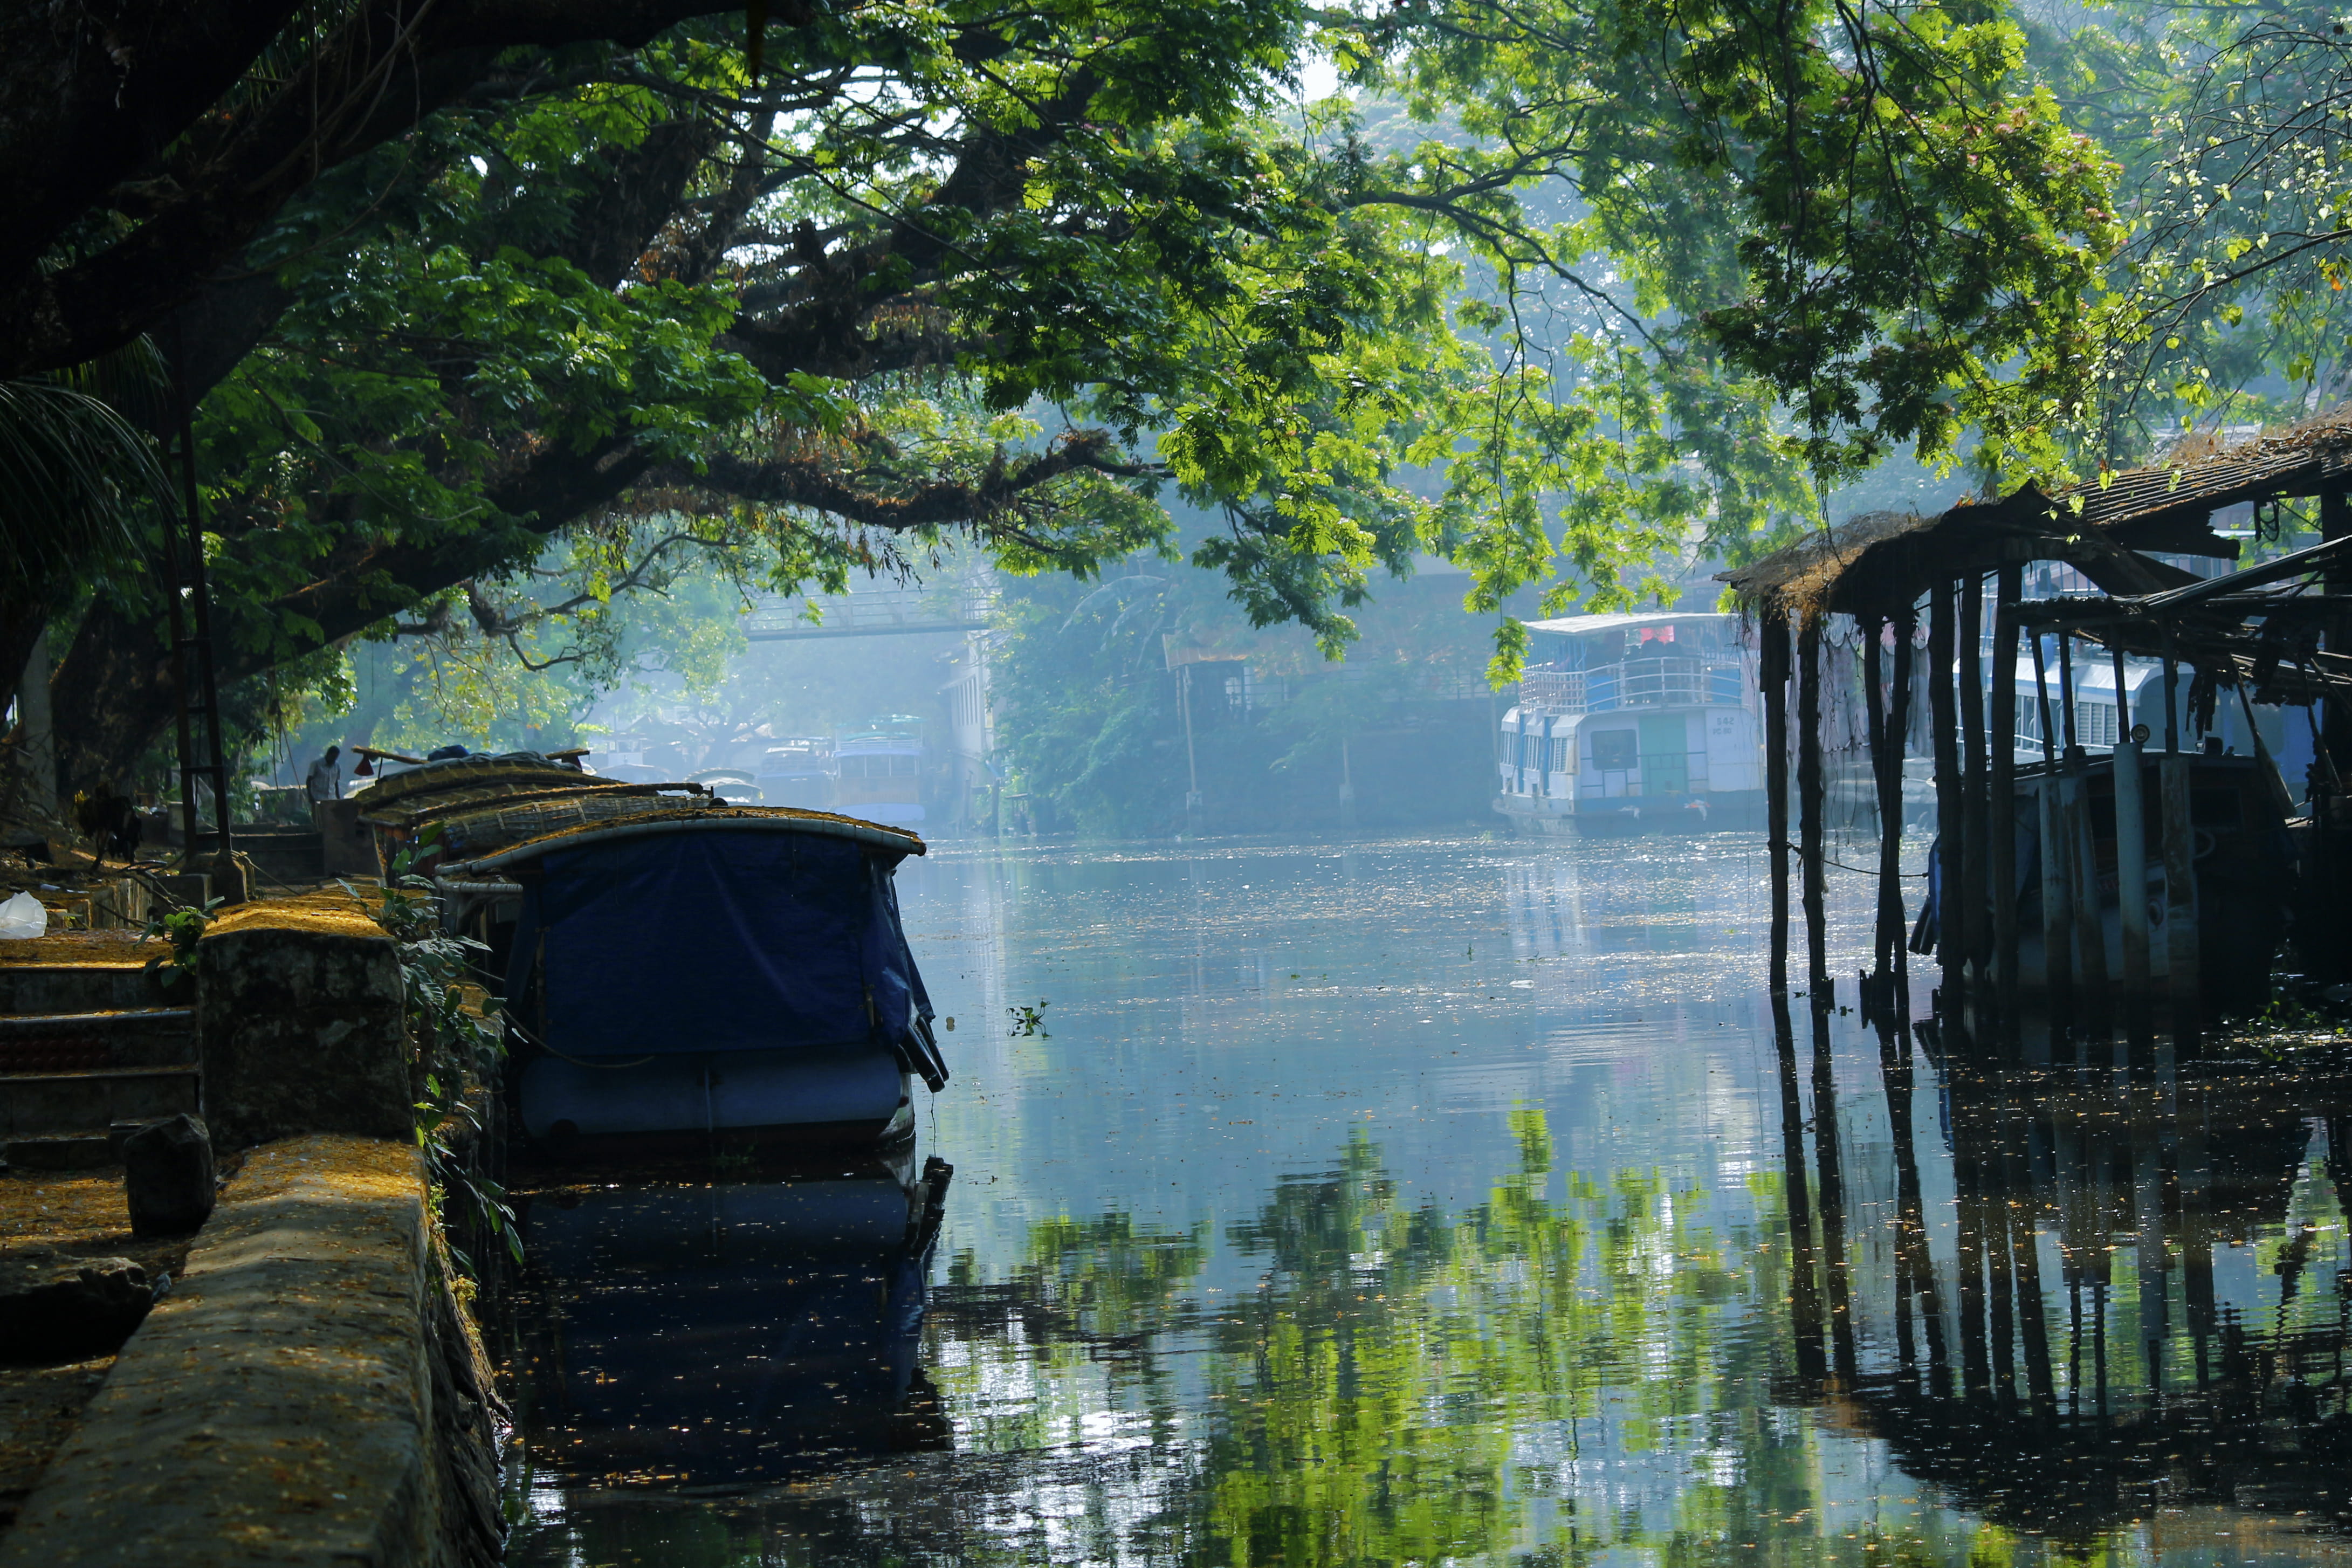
[0,890,49,939]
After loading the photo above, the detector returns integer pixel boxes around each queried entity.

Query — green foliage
[354,830,520,1269]
[37,0,2231,769]
[0,361,171,598]
[139,897,222,988]
[2047,5,2352,454]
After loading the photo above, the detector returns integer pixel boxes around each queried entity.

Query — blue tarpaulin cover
[503,829,944,1084]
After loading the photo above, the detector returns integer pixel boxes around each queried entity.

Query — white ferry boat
[1494,611,1764,834]
[834,718,926,829]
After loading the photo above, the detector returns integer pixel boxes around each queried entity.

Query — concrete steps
[0,941,198,1157]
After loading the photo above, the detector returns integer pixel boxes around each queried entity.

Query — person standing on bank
[306,745,343,820]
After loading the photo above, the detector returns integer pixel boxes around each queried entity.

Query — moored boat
[355,751,947,1156]
[1494,611,1764,834]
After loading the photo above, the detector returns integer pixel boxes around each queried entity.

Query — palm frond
[0,374,170,593]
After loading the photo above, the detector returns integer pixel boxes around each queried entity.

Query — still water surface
[501,832,2352,1565]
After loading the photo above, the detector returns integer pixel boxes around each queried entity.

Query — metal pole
[159,465,202,858]
[171,322,236,881]
[1179,663,1201,829]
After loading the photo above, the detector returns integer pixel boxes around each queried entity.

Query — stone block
[197,900,407,1151]
[318,796,380,876]
[3,1133,116,1170]
[0,1136,505,1567]
[0,1254,154,1363]
[121,1113,214,1236]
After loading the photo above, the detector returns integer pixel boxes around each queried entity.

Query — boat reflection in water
[504,1151,953,1492]
[1792,995,2352,1546]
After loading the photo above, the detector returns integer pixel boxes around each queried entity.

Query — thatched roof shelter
[1719,409,2352,621]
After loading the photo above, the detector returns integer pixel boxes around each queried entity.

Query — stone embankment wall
[0,895,504,1567]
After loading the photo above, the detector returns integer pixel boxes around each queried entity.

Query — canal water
[499,831,2352,1565]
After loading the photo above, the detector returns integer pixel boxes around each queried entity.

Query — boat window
[1590,730,1637,771]
[2075,700,2118,749]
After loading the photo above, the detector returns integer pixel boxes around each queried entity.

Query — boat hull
[1495,788,1764,836]
[518,1042,913,1156]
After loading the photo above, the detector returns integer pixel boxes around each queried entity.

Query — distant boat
[757,735,837,810]
[368,753,947,1156]
[834,718,927,829]
[1494,611,1764,834]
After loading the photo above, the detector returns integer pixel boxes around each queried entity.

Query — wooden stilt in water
[1764,606,1792,995]
[1990,568,2021,1031]
[2060,635,2113,1040]
[1927,581,1962,1007]
[2161,749,2202,1035]
[2112,645,2152,1041]
[1959,573,1990,986]
[2032,632,2073,1033]
[1862,616,1900,1008]
[1799,613,1831,999]
[1771,991,1827,1383]
[1809,1000,1856,1379]
[2000,1091,2057,1411]
[1889,616,1914,993]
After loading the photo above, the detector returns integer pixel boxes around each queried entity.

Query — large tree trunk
[48,600,179,794]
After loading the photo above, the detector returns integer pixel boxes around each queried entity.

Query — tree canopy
[7,0,2337,796]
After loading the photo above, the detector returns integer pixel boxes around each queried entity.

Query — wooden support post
[1799,613,1831,999]
[2033,634,2073,1031]
[2326,487,2350,771]
[1928,581,1962,1005]
[2059,635,2112,1038]
[2114,734,2153,1034]
[2163,637,2180,756]
[1889,617,1915,992]
[2065,752,2113,1041]
[1764,607,1792,995]
[2112,647,2152,1039]
[1959,574,1990,982]
[1990,569,2021,1028]
[2161,750,2202,1031]
[1863,616,1897,996]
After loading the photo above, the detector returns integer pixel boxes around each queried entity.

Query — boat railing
[1518,657,1732,714]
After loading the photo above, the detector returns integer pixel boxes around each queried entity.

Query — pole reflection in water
[495,833,2352,1565]
[1840,1017,2352,1548]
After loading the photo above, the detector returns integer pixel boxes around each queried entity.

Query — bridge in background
[740,586,996,641]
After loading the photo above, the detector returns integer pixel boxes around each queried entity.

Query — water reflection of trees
[1786,1002,2352,1547]
[913,1118,1823,1564]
